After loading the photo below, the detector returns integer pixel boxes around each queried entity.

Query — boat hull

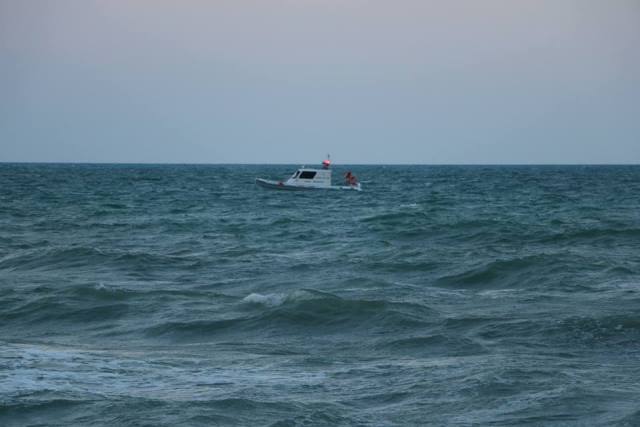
[255,178,312,191]
[255,178,361,191]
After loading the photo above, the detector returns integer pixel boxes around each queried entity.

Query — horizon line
[1,161,639,166]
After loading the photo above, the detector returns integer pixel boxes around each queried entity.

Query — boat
[256,158,362,191]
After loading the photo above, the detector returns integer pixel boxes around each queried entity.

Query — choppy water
[1,163,639,426]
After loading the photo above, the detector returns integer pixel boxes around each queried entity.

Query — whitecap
[242,293,285,307]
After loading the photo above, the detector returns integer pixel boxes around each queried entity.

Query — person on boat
[344,171,358,186]
[322,159,331,169]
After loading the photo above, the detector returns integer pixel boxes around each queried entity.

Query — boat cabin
[285,167,332,188]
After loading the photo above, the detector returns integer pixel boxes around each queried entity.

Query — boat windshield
[299,171,317,179]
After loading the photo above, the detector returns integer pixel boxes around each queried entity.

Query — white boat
[256,159,362,191]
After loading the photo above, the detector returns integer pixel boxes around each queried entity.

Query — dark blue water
[1,164,639,426]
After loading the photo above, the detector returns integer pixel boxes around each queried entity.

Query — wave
[0,283,241,338]
[548,315,640,347]
[145,318,243,339]
[366,259,440,273]
[145,290,435,342]
[68,283,233,302]
[0,296,129,326]
[242,292,286,307]
[0,247,106,272]
[242,289,346,307]
[616,409,640,426]
[472,313,640,349]
[360,210,427,226]
[0,246,205,273]
[375,334,486,357]
[541,227,640,244]
[0,398,87,424]
[435,254,564,289]
[268,217,310,226]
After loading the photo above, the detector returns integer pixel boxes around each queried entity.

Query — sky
[1,0,639,164]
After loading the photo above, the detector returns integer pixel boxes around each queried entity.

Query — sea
[1,163,639,426]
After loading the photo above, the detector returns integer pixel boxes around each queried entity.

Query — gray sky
[1,0,639,164]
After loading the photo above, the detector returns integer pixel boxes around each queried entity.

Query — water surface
[1,164,639,426]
